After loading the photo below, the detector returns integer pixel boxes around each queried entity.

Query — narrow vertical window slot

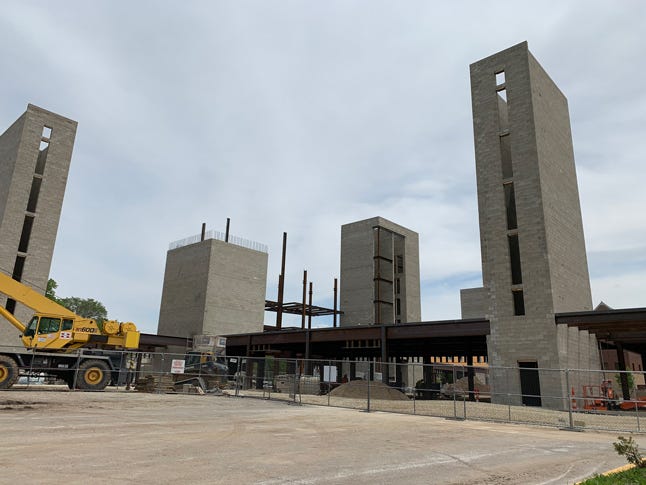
[508,234,523,284]
[513,290,525,316]
[18,215,35,253]
[5,299,16,314]
[500,134,512,178]
[496,71,505,86]
[27,177,42,213]
[497,88,509,132]
[12,256,26,281]
[504,182,517,230]
[35,146,49,175]
[42,126,52,138]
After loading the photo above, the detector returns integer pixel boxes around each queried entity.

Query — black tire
[75,359,111,391]
[0,355,19,390]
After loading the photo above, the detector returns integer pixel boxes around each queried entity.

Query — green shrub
[614,435,645,468]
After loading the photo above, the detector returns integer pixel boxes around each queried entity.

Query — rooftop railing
[169,230,268,253]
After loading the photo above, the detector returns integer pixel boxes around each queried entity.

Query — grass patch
[580,466,646,484]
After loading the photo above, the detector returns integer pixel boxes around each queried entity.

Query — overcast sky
[1,2,645,334]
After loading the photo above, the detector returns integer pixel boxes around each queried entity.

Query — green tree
[57,297,107,322]
[45,278,59,301]
[46,279,108,323]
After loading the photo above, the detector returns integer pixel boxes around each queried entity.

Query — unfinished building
[461,42,600,407]
[157,229,269,339]
[0,104,76,348]
[340,217,421,326]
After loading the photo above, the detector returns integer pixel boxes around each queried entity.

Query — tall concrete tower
[157,230,268,339]
[464,42,598,406]
[0,104,76,347]
[340,217,421,326]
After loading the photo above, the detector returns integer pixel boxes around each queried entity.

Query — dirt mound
[329,380,409,401]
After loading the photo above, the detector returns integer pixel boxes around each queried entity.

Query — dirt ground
[0,388,639,484]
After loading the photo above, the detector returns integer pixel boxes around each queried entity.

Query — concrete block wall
[0,105,76,347]
[469,42,598,408]
[460,287,489,319]
[157,237,268,339]
[340,216,421,325]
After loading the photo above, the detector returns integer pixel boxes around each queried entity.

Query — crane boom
[0,272,77,318]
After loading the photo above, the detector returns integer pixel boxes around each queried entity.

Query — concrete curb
[575,463,635,484]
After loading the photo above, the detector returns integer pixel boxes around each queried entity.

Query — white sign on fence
[171,359,185,374]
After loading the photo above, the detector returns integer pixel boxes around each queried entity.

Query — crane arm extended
[0,272,78,321]
[0,305,27,333]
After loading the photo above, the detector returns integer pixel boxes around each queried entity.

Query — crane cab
[21,314,91,350]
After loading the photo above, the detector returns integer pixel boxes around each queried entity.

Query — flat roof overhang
[224,318,490,359]
[556,307,646,350]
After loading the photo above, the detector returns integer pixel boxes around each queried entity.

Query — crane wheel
[76,359,111,391]
[0,355,19,390]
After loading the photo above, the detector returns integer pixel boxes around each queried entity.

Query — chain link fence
[3,346,646,432]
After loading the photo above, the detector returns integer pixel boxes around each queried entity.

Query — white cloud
[1,1,645,333]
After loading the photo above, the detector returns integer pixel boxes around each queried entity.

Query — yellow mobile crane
[0,272,140,390]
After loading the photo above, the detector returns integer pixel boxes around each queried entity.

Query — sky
[1,1,645,334]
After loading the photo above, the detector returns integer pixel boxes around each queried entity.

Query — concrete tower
[340,217,421,326]
[464,42,599,406]
[157,231,268,339]
[0,104,77,347]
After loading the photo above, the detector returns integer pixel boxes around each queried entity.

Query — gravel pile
[329,380,409,401]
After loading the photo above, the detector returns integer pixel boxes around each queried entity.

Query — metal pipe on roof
[276,232,287,329]
[301,270,307,329]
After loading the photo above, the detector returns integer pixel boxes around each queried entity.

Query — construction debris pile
[329,380,409,401]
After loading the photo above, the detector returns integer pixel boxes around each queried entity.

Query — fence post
[416,364,424,414]
[327,360,331,407]
[118,351,125,390]
[367,361,371,413]
[453,365,457,419]
[234,357,241,397]
[565,369,574,429]
[159,353,165,394]
[637,401,641,432]
[292,359,299,404]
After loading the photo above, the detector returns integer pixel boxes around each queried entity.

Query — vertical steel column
[308,282,313,329]
[333,278,338,327]
[225,217,230,242]
[305,330,311,372]
[374,228,381,324]
[276,232,287,329]
[301,270,307,329]
[201,222,206,241]
[467,348,475,401]
[380,325,388,384]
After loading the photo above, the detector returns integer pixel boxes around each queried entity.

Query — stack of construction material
[134,375,175,393]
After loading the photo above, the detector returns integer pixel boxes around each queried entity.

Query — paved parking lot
[0,389,639,484]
